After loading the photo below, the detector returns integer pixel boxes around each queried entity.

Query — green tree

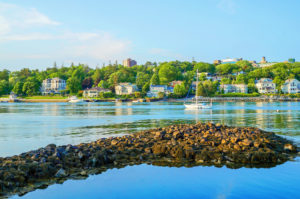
[13,82,24,95]
[98,80,109,89]
[194,62,215,73]
[157,92,165,98]
[67,77,82,94]
[235,74,247,84]
[158,63,177,84]
[136,72,150,89]
[142,82,150,93]
[198,73,207,81]
[150,73,160,85]
[0,80,9,95]
[236,60,253,72]
[22,81,37,96]
[174,83,187,97]
[221,78,231,84]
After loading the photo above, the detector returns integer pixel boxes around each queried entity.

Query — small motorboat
[68,96,82,103]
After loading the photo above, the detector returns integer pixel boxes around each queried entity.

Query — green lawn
[23,95,68,99]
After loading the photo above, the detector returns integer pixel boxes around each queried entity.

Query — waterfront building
[220,84,248,94]
[83,87,111,98]
[147,85,173,97]
[255,78,277,94]
[41,78,66,95]
[115,83,138,95]
[123,58,137,67]
[281,79,300,94]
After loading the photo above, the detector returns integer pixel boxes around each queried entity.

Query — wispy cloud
[0,3,131,65]
[217,0,236,15]
[0,2,60,31]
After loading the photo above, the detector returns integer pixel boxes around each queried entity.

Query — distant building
[115,83,138,95]
[288,58,295,63]
[221,58,242,64]
[260,56,267,64]
[147,85,173,97]
[169,80,183,88]
[249,60,258,67]
[258,63,276,68]
[220,84,248,94]
[123,58,137,67]
[83,87,111,98]
[255,78,277,94]
[281,79,300,94]
[213,60,221,65]
[41,78,66,95]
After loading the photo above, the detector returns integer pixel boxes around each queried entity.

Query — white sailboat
[68,96,82,103]
[184,69,212,109]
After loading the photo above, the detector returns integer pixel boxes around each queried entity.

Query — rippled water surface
[1,101,300,198]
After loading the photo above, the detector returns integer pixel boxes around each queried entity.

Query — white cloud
[217,0,236,15]
[0,2,131,66]
[0,2,60,30]
[22,8,60,26]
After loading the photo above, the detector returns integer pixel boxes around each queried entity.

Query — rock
[233,144,241,151]
[173,131,182,139]
[111,140,118,145]
[241,139,252,146]
[55,168,67,178]
[80,170,87,176]
[0,122,297,197]
[284,143,296,152]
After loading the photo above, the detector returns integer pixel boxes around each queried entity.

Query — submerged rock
[0,122,298,197]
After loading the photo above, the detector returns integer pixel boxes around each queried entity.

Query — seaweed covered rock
[0,123,298,197]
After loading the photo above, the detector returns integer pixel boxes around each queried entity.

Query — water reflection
[0,102,299,157]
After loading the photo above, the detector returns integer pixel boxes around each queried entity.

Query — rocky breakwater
[0,123,299,197]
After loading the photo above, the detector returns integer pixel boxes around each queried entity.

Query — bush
[103,92,115,98]
[216,92,260,97]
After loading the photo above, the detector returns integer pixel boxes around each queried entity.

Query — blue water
[0,101,299,198]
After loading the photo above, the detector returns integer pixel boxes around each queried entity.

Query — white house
[83,87,111,98]
[220,84,248,94]
[147,85,173,97]
[41,78,66,95]
[115,83,138,95]
[281,79,300,94]
[255,78,277,94]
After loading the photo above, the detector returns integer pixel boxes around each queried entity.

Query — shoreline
[0,122,298,197]
[0,97,300,103]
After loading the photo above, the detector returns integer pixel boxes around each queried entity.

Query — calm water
[0,101,299,198]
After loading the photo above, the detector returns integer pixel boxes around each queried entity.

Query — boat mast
[196,69,198,105]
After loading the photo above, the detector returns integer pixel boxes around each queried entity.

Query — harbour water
[0,101,299,198]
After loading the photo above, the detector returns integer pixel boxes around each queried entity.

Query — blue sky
[0,0,299,70]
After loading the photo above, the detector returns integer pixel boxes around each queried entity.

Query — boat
[8,92,19,102]
[68,96,82,103]
[184,69,212,109]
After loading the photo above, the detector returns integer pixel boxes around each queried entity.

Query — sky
[0,0,300,70]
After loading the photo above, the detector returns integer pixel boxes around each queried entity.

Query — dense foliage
[0,60,299,97]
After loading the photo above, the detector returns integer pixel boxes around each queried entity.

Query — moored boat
[68,96,82,103]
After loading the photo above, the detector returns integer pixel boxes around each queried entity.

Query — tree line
[0,60,299,97]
